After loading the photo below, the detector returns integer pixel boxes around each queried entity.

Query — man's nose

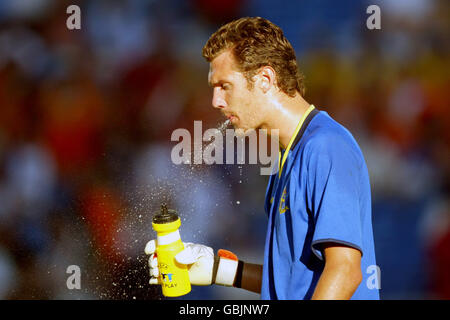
[212,88,226,109]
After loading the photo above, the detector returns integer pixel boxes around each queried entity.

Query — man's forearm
[311,263,362,300]
[233,261,263,294]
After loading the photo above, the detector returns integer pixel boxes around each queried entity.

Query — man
[145,17,380,300]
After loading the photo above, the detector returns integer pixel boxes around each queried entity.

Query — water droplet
[236,201,240,205]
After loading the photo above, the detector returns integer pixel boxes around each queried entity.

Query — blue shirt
[261,106,380,300]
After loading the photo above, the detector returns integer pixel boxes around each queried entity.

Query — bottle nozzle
[161,203,168,215]
[153,203,179,224]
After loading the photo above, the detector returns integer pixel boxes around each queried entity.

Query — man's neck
[262,94,311,150]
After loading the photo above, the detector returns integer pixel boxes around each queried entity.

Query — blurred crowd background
[0,0,448,300]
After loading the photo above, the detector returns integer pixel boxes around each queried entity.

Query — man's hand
[144,240,215,286]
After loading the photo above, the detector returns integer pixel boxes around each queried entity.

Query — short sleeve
[306,133,364,261]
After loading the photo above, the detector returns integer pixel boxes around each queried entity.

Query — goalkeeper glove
[144,240,239,287]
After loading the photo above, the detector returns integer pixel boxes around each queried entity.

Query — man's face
[208,50,264,131]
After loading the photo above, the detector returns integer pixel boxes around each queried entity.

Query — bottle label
[157,230,181,245]
[156,238,191,297]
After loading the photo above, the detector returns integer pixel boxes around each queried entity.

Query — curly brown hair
[202,17,305,97]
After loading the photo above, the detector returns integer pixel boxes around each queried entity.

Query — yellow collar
[278,104,315,178]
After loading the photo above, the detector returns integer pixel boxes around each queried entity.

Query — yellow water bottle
[152,203,191,297]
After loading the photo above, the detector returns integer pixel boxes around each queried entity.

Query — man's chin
[234,126,257,137]
[229,118,239,129]
[229,118,257,135]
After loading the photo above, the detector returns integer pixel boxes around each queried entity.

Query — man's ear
[256,66,276,93]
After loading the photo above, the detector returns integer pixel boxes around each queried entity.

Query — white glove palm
[144,240,215,286]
